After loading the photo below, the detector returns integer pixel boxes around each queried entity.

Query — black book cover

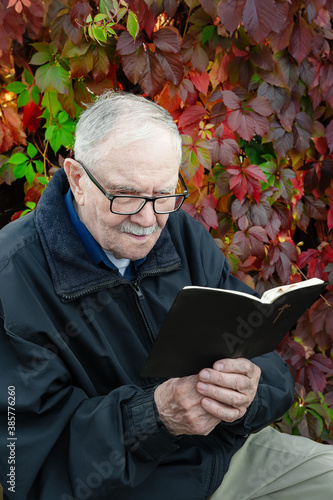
[141,279,327,378]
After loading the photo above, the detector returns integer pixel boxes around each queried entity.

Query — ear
[63,159,86,206]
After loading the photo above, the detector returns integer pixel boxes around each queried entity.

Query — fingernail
[215,362,224,371]
[200,370,210,381]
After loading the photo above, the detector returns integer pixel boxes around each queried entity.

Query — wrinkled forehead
[98,123,181,165]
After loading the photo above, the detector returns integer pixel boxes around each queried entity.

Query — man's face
[74,129,180,261]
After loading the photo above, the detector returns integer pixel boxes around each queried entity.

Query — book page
[261,278,324,304]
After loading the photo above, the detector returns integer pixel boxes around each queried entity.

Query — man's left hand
[196,358,261,422]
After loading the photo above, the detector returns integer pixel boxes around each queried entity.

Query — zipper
[60,261,181,302]
[131,280,155,344]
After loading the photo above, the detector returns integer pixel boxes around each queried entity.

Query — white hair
[74,91,182,172]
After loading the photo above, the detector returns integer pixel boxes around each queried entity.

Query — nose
[130,200,157,227]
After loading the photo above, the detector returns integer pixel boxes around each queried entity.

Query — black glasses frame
[76,160,189,215]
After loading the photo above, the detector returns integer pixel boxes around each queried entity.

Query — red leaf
[306,364,327,393]
[242,0,278,44]
[191,44,209,73]
[276,251,292,283]
[155,50,184,86]
[232,231,251,260]
[189,70,210,95]
[289,14,313,66]
[178,105,207,129]
[121,47,146,84]
[244,164,267,182]
[116,31,144,56]
[325,119,333,154]
[153,28,181,54]
[297,248,319,269]
[218,139,239,167]
[327,206,333,231]
[22,100,41,133]
[139,50,166,97]
[221,90,241,109]
[217,0,246,35]
[248,96,272,116]
[248,226,269,242]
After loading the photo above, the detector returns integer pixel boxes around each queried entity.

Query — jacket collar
[34,169,181,300]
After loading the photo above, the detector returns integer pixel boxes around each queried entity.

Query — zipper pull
[133,282,144,299]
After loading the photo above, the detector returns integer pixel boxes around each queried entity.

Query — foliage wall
[0,0,332,441]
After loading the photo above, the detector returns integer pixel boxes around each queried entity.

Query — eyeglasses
[76,160,189,215]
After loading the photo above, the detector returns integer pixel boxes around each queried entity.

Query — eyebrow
[104,184,178,196]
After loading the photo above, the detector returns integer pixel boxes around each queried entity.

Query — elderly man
[0,92,332,500]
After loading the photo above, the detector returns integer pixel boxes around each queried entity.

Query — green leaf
[30,52,51,66]
[94,13,108,21]
[6,153,28,165]
[92,26,108,43]
[127,10,139,39]
[34,160,44,174]
[6,82,27,94]
[58,110,69,124]
[49,64,71,95]
[27,143,37,159]
[24,69,34,86]
[17,89,30,107]
[202,25,215,44]
[31,86,40,105]
[86,14,93,22]
[13,162,29,179]
[25,163,36,184]
[37,176,48,185]
[35,63,53,92]
[26,201,36,210]
[42,90,63,117]
[45,125,56,141]
[36,64,70,95]
[99,0,114,14]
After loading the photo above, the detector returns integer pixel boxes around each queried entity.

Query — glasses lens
[155,195,184,214]
[111,195,185,215]
[112,197,145,215]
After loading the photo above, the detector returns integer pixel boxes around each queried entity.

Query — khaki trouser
[210,426,333,500]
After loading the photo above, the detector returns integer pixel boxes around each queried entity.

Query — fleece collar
[34,169,181,300]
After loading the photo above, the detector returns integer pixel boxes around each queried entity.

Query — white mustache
[118,222,160,236]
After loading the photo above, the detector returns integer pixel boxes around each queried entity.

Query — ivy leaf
[92,45,110,83]
[27,143,37,158]
[153,28,181,54]
[304,195,327,220]
[35,63,70,95]
[121,47,147,84]
[140,50,166,96]
[17,89,30,107]
[289,14,313,66]
[217,0,245,35]
[6,152,28,165]
[116,31,144,55]
[190,70,210,95]
[155,50,184,86]
[6,81,27,93]
[325,119,333,154]
[178,105,207,130]
[191,43,209,73]
[242,0,278,44]
[127,10,139,39]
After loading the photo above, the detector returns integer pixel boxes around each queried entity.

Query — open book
[141,278,326,378]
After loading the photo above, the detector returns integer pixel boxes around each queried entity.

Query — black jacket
[0,169,294,500]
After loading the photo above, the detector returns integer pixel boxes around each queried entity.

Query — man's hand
[154,358,261,436]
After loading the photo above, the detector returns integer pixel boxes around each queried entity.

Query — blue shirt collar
[64,188,145,278]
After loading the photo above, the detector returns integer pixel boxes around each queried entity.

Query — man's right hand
[154,358,261,436]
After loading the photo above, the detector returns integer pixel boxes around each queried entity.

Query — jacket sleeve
[0,315,179,500]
